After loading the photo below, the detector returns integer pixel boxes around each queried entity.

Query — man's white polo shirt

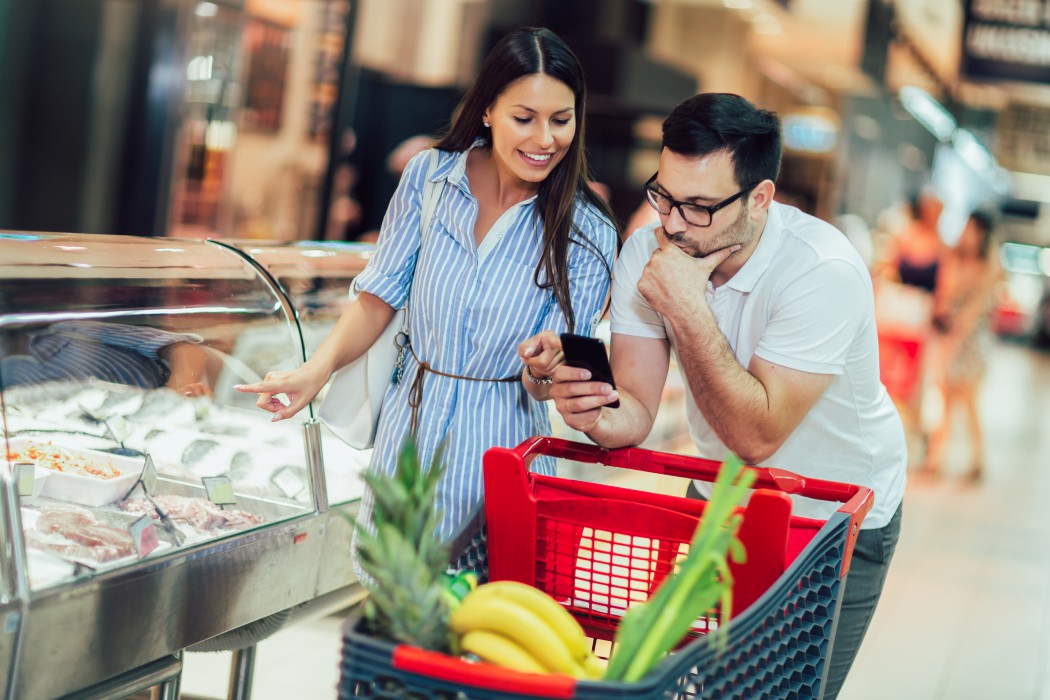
[611,202,906,529]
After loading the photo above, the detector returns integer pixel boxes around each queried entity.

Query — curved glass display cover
[221,239,374,505]
[0,233,317,588]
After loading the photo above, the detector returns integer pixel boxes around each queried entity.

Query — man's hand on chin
[638,226,739,318]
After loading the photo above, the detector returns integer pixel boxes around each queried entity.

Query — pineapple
[354,437,453,652]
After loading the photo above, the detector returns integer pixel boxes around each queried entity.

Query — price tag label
[201,475,236,505]
[14,463,35,497]
[269,466,305,499]
[129,514,159,558]
[108,415,131,445]
[140,455,158,495]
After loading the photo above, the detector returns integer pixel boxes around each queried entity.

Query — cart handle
[392,645,576,697]
[513,435,873,526]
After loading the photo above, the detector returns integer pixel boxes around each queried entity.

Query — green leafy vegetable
[604,453,755,682]
[353,436,453,652]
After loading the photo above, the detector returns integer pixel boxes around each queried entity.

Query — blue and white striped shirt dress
[352,145,618,539]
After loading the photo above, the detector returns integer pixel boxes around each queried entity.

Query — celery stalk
[605,454,755,682]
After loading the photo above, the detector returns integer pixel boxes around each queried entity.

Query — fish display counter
[0,233,373,699]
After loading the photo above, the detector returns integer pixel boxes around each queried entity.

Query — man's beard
[669,203,753,259]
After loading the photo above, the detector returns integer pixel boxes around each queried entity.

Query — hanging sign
[961,0,1050,84]
[996,102,1050,175]
[782,108,840,155]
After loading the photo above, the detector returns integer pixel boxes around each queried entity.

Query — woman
[874,189,946,438]
[237,27,618,538]
[881,190,945,294]
[921,211,1001,481]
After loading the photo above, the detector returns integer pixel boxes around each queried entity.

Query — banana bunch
[450,580,604,679]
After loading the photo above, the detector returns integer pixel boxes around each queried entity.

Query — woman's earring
[483,121,490,128]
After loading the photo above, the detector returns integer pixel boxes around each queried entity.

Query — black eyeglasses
[644,173,759,228]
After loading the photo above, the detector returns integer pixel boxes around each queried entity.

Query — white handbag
[319,149,445,449]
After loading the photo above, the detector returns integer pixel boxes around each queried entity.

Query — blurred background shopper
[238,27,618,539]
[881,190,945,296]
[873,190,947,440]
[922,210,1002,481]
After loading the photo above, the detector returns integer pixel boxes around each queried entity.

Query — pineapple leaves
[354,436,454,652]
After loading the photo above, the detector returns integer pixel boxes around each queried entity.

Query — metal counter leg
[227,645,257,700]
[151,651,183,700]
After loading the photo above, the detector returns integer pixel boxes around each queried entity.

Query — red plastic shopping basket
[341,437,874,700]
[877,325,927,406]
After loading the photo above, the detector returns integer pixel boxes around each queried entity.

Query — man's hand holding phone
[549,333,620,433]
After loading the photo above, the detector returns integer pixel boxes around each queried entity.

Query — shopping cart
[341,437,873,700]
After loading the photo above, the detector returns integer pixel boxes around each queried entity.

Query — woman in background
[881,190,945,294]
[921,211,1001,481]
[873,189,946,443]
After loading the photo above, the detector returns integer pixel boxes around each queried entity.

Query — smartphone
[559,333,620,409]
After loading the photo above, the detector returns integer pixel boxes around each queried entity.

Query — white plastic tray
[6,437,141,507]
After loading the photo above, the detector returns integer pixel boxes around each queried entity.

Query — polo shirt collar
[725,201,784,293]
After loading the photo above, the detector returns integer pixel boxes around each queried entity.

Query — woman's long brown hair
[432,27,617,332]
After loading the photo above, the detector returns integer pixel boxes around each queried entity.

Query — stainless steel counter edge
[14,506,356,699]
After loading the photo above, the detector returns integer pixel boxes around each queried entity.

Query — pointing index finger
[517,338,543,360]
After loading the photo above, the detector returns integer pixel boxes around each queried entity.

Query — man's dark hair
[662,93,782,188]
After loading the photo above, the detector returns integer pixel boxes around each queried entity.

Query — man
[548,93,906,698]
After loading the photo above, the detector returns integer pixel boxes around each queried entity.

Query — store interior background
[2,0,1048,333]
[3,0,1050,698]
[4,0,1047,250]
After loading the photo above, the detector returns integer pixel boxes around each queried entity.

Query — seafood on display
[25,503,136,563]
[120,495,263,533]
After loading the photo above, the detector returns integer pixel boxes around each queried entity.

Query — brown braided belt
[405,341,518,434]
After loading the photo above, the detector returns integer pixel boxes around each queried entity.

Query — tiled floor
[841,340,1050,700]
[178,340,1050,699]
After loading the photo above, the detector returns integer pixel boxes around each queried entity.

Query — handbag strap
[419,148,445,244]
[401,148,446,331]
